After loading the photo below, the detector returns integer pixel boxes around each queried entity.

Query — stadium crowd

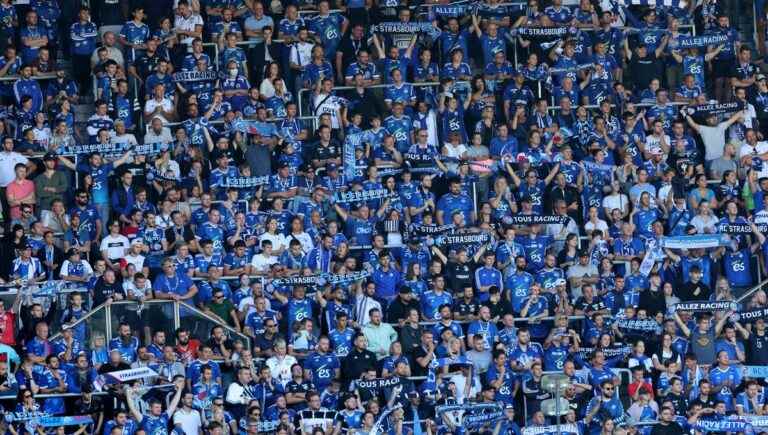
[2,0,768,434]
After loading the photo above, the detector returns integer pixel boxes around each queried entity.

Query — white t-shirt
[740,141,768,178]
[100,234,130,260]
[174,13,204,45]
[259,232,287,252]
[123,253,146,271]
[173,408,203,435]
[584,219,609,234]
[251,253,277,273]
[312,93,343,129]
[602,193,629,214]
[59,259,94,277]
[266,354,298,387]
[144,98,174,124]
[0,152,28,187]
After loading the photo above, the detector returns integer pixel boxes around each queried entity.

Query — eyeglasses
[266,324,276,328]
[23,394,32,398]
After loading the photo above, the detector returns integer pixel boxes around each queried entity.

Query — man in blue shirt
[372,250,401,302]
[153,258,199,303]
[436,178,474,226]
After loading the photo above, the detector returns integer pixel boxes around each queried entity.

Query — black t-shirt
[629,52,662,91]
[453,298,480,318]
[748,331,768,365]
[338,36,370,75]
[410,345,432,378]
[650,422,685,435]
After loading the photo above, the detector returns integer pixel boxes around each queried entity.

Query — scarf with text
[683,101,744,118]
[222,176,271,188]
[334,189,393,204]
[674,300,739,313]
[173,70,218,82]
[658,234,730,249]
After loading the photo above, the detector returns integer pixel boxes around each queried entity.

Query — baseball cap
[43,152,57,161]
[327,162,338,171]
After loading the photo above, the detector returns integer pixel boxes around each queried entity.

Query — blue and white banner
[344,132,364,180]
[718,223,768,234]
[676,33,729,49]
[58,143,129,156]
[425,356,472,388]
[683,101,744,118]
[514,26,572,38]
[437,403,505,431]
[4,411,50,423]
[93,367,158,391]
[256,420,281,433]
[409,223,455,236]
[620,0,687,7]
[334,189,393,204]
[433,5,469,17]
[695,417,753,433]
[435,233,491,246]
[133,143,172,156]
[658,234,730,249]
[576,345,632,359]
[173,70,218,82]
[548,63,595,75]
[522,423,581,435]
[222,176,271,188]
[615,318,662,333]
[355,376,402,390]
[734,307,768,322]
[231,119,278,137]
[503,215,569,225]
[674,300,738,313]
[272,270,371,287]
[372,22,441,39]
[38,416,94,428]
[742,366,768,378]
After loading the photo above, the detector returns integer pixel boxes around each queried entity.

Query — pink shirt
[6,179,34,219]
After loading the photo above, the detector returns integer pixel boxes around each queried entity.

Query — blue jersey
[384,114,413,152]
[13,78,42,113]
[329,327,355,357]
[286,297,313,325]
[436,193,473,226]
[508,343,544,369]
[384,83,416,106]
[543,344,570,371]
[304,352,340,390]
[467,320,498,350]
[19,25,46,63]
[709,365,741,410]
[309,14,344,57]
[108,336,139,363]
[486,363,515,404]
[187,359,221,385]
[505,271,534,314]
[724,249,752,288]
[197,222,226,254]
[70,21,97,56]
[421,290,453,321]
[12,257,42,281]
[75,161,114,204]
[517,235,552,272]
[140,412,170,435]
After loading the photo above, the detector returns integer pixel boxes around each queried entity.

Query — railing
[297,80,468,119]
[0,72,56,82]
[48,299,251,349]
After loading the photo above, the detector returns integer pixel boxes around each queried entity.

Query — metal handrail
[49,299,251,349]
[736,279,768,303]
[297,80,469,119]
[0,72,56,82]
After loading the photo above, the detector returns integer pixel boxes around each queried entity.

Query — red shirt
[175,339,201,364]
[0,310,16,346]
